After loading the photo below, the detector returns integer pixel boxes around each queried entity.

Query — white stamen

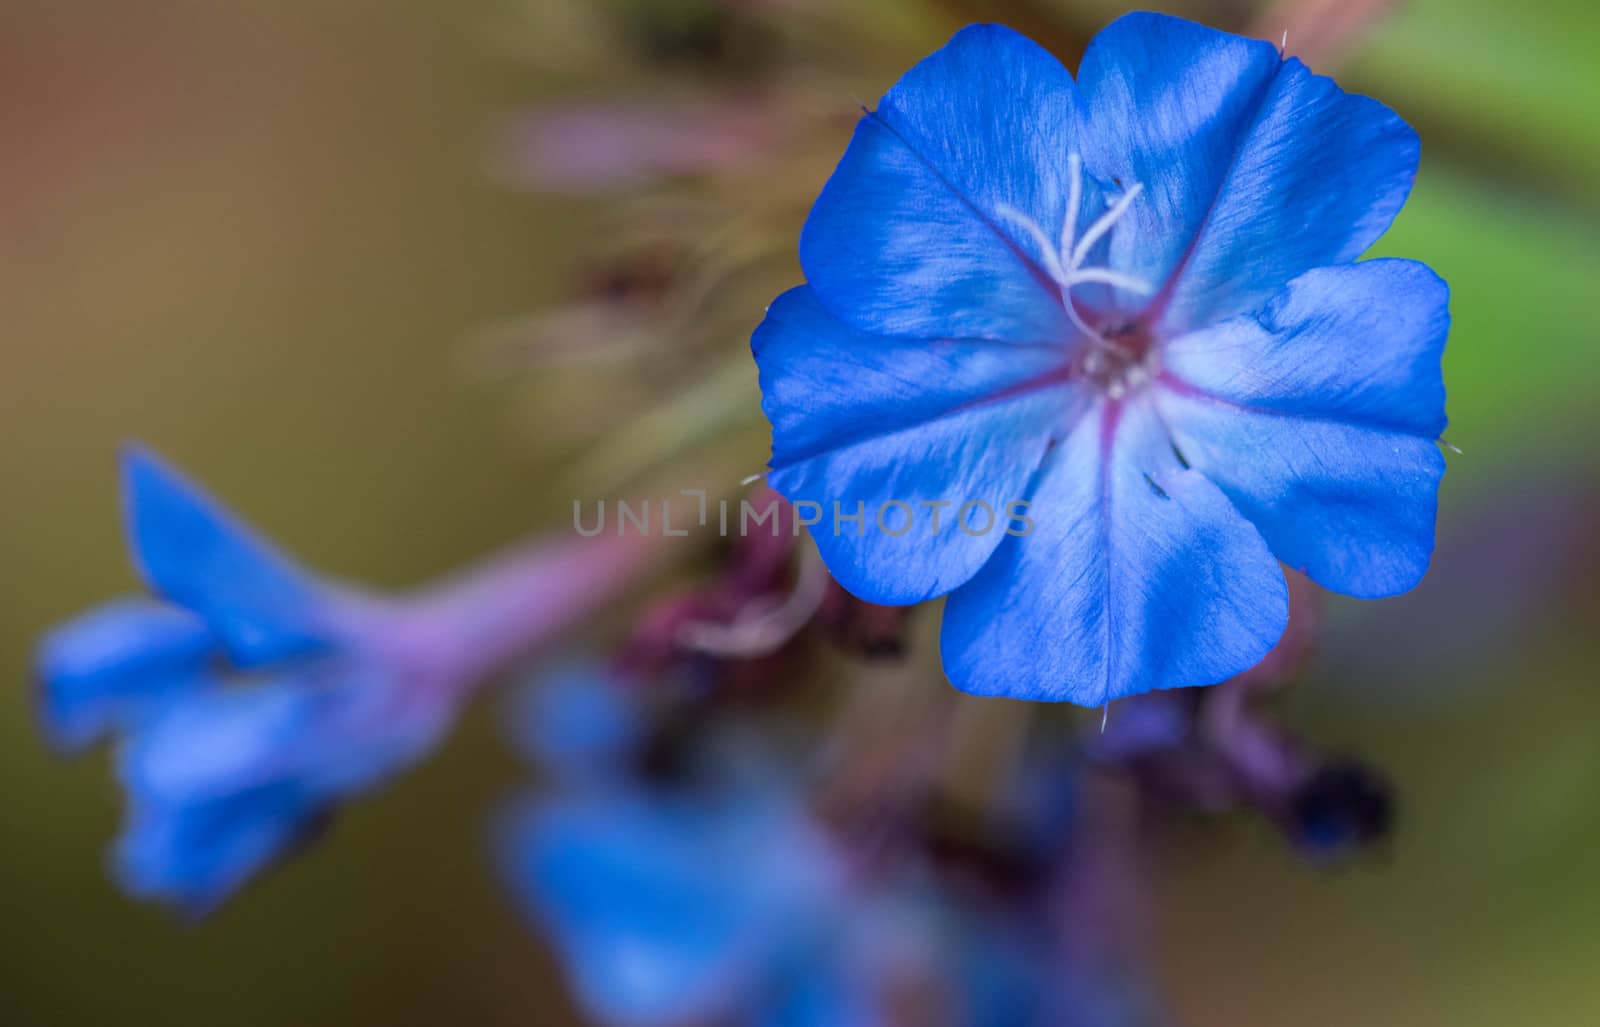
[1063,267,1157,295]
[1070,182,1143,272]
[995,154,1153,350]
[996,203,1069,284]
[1059,152,1083,263]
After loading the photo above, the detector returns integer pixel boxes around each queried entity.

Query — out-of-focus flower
[502,697,870,1023]
[497,590,1389,1021]
[501,784,868,1026]
[1288,760,1393,857]
[36,447,658,913]
[499,664,1186,1026]
[753,16,1449,704]
[507,663,648,784]
[37,448,441,911]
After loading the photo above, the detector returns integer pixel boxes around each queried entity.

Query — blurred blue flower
[753,14,1449,704]
[499,783,863,1026]
[36,447,458,913]
[504,663,645,783]
[495,661,1204,1025]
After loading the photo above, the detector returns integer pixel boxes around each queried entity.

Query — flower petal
[1156,260,1450,598]
[800,24,1080,342]
[115,780,315,916]
[942,396,1287,704]
[122,446,333,665]
[33,598,215,752]
[115,669,450,912]
[1076,12,1418,329]
[754,287,1075,604]
[1075,14,1278,307]
[124,670,446,804]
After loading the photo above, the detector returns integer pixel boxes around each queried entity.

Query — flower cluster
[497,597,1388,1026]
[34,8,1445,1026]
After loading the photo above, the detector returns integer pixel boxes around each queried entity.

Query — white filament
[996,153,1152,350]
[1071,183,1145,272]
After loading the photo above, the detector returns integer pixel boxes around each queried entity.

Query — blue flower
[753,14,1449,704]
[499,784,863,1027]
[35,447,457,913]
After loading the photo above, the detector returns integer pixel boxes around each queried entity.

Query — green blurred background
[0,1,1595,1024]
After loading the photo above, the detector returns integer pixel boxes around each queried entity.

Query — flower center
[1077,319,1158,400]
